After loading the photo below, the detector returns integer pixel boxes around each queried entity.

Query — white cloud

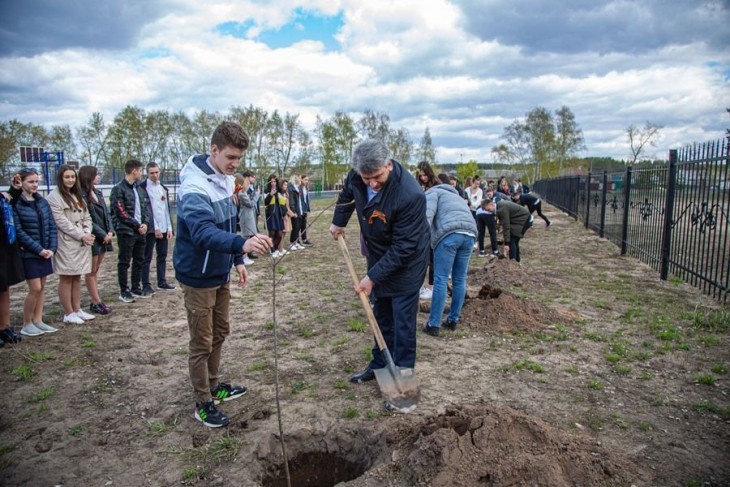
[0,0,728,162]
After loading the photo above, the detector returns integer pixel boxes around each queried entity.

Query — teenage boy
[174,121,272,428]
[299,174,312,246]
[141,162,176,292]
[110,159,150,302]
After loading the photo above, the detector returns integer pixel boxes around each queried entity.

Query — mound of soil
[457,260,570,333]
[339,404,647,486]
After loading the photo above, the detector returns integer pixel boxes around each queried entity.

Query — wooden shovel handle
[337,235,388,352]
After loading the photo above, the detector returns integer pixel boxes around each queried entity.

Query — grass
[331,335,350,350]
[638,421,653,432]
[333,379,348,390]
[693,374,716,386]
[208,436,240,461]
[347,319,366,332]
[692,309,730,333]
[342,407,359,419]
[698,335,720,347]
[182,466,203,483]
[615,364,631,376]
[691,400,730,418]
[68,425,83,436]
[291,380,307,394]
[711,363,727,375]
[587,379,603,390]
[27,387,55,404]
[28,351,56,362]
[80,332,96,348]
[513,359,545,373]
[299,327,318,338]
[145,420,173,437]
[246,359,268,372]
[12,363,34,381]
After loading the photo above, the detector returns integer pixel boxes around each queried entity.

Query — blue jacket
[173,154,245,288]
[333,160,429,297]
[12,193,58,260]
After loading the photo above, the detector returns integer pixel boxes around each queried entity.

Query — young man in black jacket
[330,140,429,407]
[110,159,151,302]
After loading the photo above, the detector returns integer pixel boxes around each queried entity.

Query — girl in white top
[464,178,483,216]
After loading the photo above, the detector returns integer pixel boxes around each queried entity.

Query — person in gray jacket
[421,170,478,336]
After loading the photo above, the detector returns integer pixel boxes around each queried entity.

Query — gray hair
[351,140,389,174]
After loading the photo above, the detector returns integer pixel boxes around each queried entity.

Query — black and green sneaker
[211,382,248,405]
[194,400,229,428]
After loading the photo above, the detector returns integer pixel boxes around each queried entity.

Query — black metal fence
[533,138,729,303]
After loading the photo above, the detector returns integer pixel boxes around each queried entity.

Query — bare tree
[627,122,662,164]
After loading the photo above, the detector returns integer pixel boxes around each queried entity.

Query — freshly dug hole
[259,427,384,487]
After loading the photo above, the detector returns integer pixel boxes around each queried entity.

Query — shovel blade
[373,366,420,413]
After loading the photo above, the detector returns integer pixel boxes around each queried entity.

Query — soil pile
[341,404,647,486]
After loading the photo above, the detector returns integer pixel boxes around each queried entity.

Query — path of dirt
[1,201,728,486]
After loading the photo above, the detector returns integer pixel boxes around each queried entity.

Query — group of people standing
[0,159,177,341]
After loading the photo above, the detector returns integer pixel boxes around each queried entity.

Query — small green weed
[80,332,96,348]
[333,379,348,390]
[691,400,730,418]
[331,335,350,350]
[638,421,652,431]
[145,420,172,437]
[209,436,240,461]
[347,319,366,332]
[605,353,620,364]
[564,365,579,374]
[262,321,274,331]
[514,359,545,373]
[711,364,727,375]
[27,387,55,404]
[343,407,359,419]
[247,359,268,372]
[587,379,603,390]
[291,380,307,394]
[182,466,203,482]
[29,351,56,362]
[699,335,720,347]
[584,331,604,342]
[12,363,34,381]
[299,327,318,338]
[693,374,716,386]
[639,371,653,380]
[615,365,631,376]
[68,425,83,436]
[692,309,730,333]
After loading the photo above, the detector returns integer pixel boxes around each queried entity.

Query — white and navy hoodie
[173,154,245,288]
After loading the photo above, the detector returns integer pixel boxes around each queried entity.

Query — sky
[0,0,728,163]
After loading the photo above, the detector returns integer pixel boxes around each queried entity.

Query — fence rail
[533,138,729,303]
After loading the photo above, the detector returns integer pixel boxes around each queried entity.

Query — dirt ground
[1,200,728,486]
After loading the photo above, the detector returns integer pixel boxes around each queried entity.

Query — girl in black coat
[13,167,58,336]
[0,176,24,345]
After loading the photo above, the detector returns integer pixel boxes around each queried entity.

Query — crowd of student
[0,160,313,347]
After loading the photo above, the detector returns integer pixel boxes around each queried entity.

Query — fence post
[585,172,591,228]
[621,166,632,255]
[660,150,678,280]
[600,171,608,238]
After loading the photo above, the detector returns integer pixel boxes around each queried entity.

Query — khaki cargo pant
[181,282,231,404]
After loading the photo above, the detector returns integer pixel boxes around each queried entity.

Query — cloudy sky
[0,0,728,162]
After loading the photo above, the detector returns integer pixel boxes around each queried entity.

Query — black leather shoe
[422,323,440,337]
[442,319,458,331]
[349,367,375,383]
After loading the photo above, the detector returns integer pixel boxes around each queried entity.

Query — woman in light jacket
[46,165,96,324]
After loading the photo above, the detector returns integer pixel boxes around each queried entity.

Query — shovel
[337,234,420,413]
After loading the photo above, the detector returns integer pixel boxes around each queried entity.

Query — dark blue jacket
[12,193,58,259]
[333,160,429,297]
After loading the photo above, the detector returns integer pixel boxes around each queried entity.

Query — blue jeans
[428,232,475,327]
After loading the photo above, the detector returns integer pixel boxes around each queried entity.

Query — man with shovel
[330,140,429,410]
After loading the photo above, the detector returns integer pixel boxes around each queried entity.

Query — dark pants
[142,233,169,287]
[289,216,301,244]
[533,202,551,225]
[300,213,309,242]
[117,233,146,292]
[369,292,419,369]
[509,219,534,262]
[476,213,497,253]
[427,246,434,286]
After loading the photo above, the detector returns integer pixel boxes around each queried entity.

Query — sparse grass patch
[80,332,96,348]
[12,363,34,381]
[247,359,268,372]
[564,365,579,374]
[605,353,620,364]
[640,371,653,380]
[331,335,350,350]
[208,436,240,461]
[513,359,545,373]
[27,387,55,404]
[333,379,348,390]
[291,380,307,394]
[347,319,366,332]
[587,379,603,390]
[182,465,204,483]
[28,351,56,362]
[699,335,720,347]
[171,347,186,355]
[0,444,16,470]
[299,327,318,338]
[638,421,653,431]
[343,407,359,419]
[693,374,716,386]
[145,419,173,437]
[691,400,730,418]
[711,364,727,375]
[615,364,631,376]
[584,331,604,342]
[692,309,730,333]
[262,321,274,331]
[68,425,83,436]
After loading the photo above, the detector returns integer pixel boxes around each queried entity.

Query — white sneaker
[295,243,306,250]
[75,309,96,321]
[288,244,299,251]
[279,249,289,256]
[419,287,433,300]
[21,323,45,336]
[34,322,58,333]
[243,256,254,266]
[63,313,85,325]
[271,250,281,258]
